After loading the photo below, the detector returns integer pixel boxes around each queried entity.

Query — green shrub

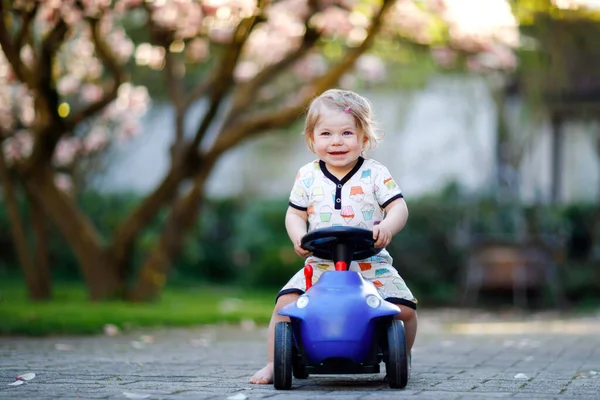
[1,188,599,308]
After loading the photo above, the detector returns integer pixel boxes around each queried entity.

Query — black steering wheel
[301,226,382,265]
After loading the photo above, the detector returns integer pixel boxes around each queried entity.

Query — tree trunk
[110,155,195,282]
[494,88,512,201]
[128,168,210,301]
[28,193,52,299]
[550,112,564,204]
[0,145,47,300]
[23,167,121,299]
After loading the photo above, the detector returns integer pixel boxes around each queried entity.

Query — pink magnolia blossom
[54,139,81,167]
[441,0,518,51]
[391,0,434,44]
[81,84,104,103]
[431,46,458,69]
[2,131,33,163]
[185,38,210,63]
[292,53,328,81]
[83,127,110,152]
[58,76,81,96]
[311,7,354,37]
[234,61,259,82]
[54,173,74,193]
[2,0,521,193]
[1,1,149,193]
[355,54,386,82]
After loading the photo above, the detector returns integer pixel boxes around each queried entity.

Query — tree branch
[188,3,265,150]
[144,4,186,146]
[108,159,194,279]
[38,19,68,115]
[224,7,322,126]
[0,2,34,87]
[15,4,37,54]
[209,0,397,159]
[68,16,125,126]
[20,18,69,174]
[106,5,266,276]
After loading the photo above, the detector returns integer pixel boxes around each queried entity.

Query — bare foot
[249,362,274,384]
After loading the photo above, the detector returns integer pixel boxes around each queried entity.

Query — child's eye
[343,131,354,136]
[320,131,331,136]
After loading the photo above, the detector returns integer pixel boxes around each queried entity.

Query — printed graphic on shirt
[384,177,397,190]
[350,186,365,202]
[281,260,418,305]
[320,206,333,222]
[341,206,355,224]
[361,203,375,220]
[312,186,324,201]
[303,171,315,188]
[288,158,403,263]
[360,169,372,183]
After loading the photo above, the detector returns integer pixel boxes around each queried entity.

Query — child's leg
[250,292,300,384]
[394,305,417,354]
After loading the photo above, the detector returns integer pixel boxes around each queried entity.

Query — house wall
[97,75,600,204]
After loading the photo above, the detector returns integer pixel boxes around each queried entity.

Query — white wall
[96,75,600,203]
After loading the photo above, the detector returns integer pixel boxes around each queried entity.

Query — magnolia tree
[0,0,519,301]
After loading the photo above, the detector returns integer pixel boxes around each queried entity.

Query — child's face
[312,106,364,176]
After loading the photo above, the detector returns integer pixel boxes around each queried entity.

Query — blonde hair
[303,89,382,153]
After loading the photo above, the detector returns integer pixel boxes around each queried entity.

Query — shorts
[277,258,418,310]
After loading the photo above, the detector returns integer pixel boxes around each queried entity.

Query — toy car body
[273,227,409,390]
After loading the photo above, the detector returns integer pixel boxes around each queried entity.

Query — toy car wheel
[292,346,308,379]
[274,321,293,390]
[385,320,408,388]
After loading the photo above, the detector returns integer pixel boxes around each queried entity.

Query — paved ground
[1,309,600,399]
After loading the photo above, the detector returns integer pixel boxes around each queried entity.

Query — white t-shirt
[288,157,403,263]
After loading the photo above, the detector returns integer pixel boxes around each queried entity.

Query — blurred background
[1,0,599,335]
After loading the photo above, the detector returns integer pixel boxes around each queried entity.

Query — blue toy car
[273,226,409,390]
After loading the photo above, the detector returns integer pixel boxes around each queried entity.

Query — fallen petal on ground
[123,392,151,399]
[55,344,74,351]
[17,373,35,381]
[8,380,24,386]
[139,335,154,344]
[240,319,256,331]
[227,393,248,400]
[104,324,120,336]
[514,373,528,379]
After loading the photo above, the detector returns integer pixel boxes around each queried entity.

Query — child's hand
[294,240,312,258]
[373,224,392,248]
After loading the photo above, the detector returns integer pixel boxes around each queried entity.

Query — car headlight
[297,295,310,309]
[366,295,381,308]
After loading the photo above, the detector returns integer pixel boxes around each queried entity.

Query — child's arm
[373,198,409,248]
[285,206,311,258]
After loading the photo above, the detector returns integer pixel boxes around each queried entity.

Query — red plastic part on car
[304,264,313,290]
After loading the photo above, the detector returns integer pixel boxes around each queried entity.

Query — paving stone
[1,311,600,399]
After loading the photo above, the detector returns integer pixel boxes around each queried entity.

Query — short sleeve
[374,164,403,208]
[289,169,308,210]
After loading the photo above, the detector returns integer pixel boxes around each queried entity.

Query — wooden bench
[461,240,565,308]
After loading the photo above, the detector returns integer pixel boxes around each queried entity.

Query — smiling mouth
[328,152,347,155]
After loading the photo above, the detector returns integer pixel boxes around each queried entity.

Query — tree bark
[550,112,563,204]
[22,167,121,300]
[493,88,513,201]
[128,166,211,301]
[127,0,397,301]
[110,156,195,281]
[0,144,47,300]
[28,193,52,299]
